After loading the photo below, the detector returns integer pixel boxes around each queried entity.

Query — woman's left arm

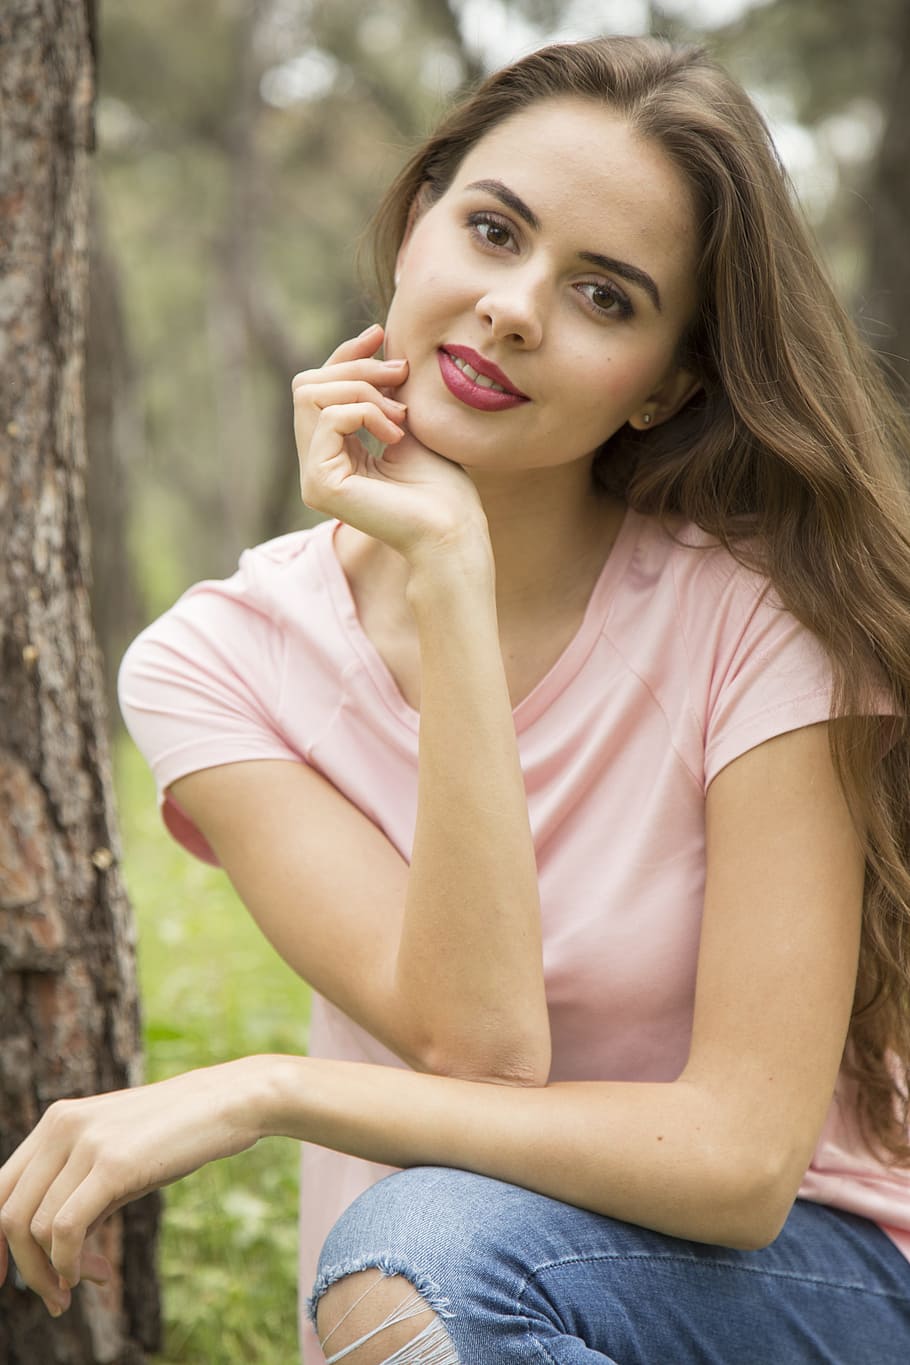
[0,721,864,1314]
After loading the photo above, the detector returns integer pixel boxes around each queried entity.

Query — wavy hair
[364,36,910,1161]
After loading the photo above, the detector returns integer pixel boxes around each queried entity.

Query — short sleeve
[700,574,834,789]
[117,570,300,864]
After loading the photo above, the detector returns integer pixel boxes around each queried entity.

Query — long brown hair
[365,36,910,1161]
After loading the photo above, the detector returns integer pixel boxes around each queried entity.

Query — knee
[309,1169,482,1363]
[314,1268,459,1364]
[310,1167,526,1362]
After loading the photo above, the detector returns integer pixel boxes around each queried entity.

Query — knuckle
[0,1204,23,1235]
[44,1098,74,1130]
[29,1211,51,1245]
[52,1209,78,1241]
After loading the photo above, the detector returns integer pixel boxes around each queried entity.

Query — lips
[437,345,530,412]
[443,345,528,397]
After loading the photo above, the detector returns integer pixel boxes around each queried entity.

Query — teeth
[451,354,507,393]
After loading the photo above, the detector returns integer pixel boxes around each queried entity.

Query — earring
[641,412,653,425]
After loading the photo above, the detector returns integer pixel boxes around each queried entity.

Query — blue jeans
[309,1166,910,1363]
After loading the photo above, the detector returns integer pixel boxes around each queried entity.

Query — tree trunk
[0,2,160,1361]
[86,184,144,726]
[864,0,910,401]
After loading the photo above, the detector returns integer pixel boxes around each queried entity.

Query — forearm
[249,1053,787,1250]
[396,548,550,1082]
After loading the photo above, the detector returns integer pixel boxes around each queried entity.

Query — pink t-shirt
[118,508,910,1361]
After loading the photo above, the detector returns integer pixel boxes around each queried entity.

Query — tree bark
[0,2,160,1361]
[86,184,144,725]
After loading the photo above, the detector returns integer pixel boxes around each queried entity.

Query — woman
[2,35,910,1364]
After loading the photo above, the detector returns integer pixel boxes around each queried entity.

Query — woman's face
[384,97,701,478]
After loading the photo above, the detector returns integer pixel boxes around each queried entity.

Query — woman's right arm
[168,326,551,1086]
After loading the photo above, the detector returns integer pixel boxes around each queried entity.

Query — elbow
[700,1147,803,1251]
[718,1190,794,1252]
[415,1028,551,1088]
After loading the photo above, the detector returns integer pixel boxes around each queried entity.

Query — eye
[576,280,634,320]
[466,211,518,252]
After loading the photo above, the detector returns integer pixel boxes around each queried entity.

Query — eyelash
[465,211,634,321]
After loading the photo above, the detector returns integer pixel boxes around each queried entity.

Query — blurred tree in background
[89,0,910,702]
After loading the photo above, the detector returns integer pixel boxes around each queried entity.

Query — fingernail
[382,358,406,368]
[359,323,380,337]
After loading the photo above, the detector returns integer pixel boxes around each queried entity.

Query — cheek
[557,353,654,430]
[383,276,450,359]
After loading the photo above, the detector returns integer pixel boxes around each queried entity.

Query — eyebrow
[464,177,663,312]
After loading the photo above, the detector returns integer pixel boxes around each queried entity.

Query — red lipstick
[437,346,529,412]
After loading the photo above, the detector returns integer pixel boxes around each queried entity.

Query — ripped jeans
[308,1167,910,1363]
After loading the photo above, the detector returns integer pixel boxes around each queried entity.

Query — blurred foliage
[117,734,307,1362]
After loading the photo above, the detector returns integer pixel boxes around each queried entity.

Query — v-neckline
[317,507,641,735]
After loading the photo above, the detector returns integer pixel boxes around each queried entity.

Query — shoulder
[626,511,824,666]
[117,519,341,732]
[204,520,335,625]
[630,512,769,612]
[129,520,336,651]
[612,512,834,787]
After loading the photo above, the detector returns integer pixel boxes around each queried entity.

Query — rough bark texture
[0,1,160,1360]
[86,186,143,724]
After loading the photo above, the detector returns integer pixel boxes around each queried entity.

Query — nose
[474,266,546,348]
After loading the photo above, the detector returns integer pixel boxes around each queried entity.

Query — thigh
[309,1167,910,1364]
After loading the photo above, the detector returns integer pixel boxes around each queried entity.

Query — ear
[628,368,701,431]
[394,183,434,287]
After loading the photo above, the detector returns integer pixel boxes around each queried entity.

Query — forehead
[450,98,698,300]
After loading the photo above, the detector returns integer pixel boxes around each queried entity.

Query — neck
[467,465,624,623]
[335,461,625,638]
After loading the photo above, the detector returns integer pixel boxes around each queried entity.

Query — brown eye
[576,280,634,320]
[467,213,518,251]
[484,222,511,247]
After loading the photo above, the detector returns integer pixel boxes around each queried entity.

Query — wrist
[404,532,495,615]
[221,1054,309,1141]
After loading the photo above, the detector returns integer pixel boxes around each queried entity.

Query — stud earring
[642,412,653,425]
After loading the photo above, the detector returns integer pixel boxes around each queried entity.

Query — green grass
[114,735,310,1364]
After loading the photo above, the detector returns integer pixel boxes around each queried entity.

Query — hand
[0,1063,259,1317]
[292,324,489,568]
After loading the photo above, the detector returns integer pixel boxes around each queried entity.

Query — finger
[1,1136,72,1315]
[291,356,408,397]
[50,1171,125,1289]
[30,1155,106,1287]
[294,398,403,469]
[71,1248,113,1286]
[0,1151,71,1307]
[324,322,384,366]
[293,379,407,421]
[299,403,405,513]
[312,401,405,452]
